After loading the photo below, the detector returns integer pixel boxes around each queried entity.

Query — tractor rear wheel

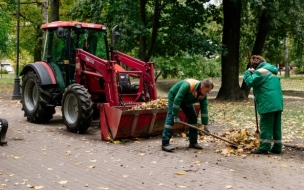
[21,71,55,123]
[62,84,93,133]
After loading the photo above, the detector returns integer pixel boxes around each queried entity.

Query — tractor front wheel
[62,84,93,133]
[21,71,55,123]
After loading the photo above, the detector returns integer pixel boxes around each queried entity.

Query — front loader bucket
[99,103,200,141]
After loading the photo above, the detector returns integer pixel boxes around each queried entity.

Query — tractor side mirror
[114,31,120,42]
[111,25,120,48]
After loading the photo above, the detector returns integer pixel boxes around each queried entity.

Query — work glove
[204,125,210,135]
[174,116,181,123]
[248,68,255,73]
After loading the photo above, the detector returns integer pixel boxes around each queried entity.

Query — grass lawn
[208,99,304,140]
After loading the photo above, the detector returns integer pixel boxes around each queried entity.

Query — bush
[152,53,221,80]
[0,69,8,74]
[294,67,304,74]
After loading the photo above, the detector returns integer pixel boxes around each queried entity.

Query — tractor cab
[41,22,108,90]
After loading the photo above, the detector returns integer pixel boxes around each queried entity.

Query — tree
[216,0,244,101]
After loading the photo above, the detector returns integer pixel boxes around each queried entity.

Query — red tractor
[20,21,198,140]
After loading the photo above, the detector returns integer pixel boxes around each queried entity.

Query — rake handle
[179,121,238,148]
[254,98,260,134]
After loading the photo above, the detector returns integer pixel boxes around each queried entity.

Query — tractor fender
[20,62,57,85]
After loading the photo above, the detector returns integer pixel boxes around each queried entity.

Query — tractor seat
[118,73,131,94]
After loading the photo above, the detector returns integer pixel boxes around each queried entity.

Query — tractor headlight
[75,24,82,28]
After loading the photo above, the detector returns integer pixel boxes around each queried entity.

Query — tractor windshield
[42,28,108,64]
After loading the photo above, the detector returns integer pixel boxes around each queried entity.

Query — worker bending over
[162,78,214,152]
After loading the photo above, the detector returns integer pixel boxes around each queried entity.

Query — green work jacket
[244,62,283,114]
[168,79,208,125]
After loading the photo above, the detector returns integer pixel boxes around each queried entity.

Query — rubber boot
[189,143,203,150]
[162,140,175,152]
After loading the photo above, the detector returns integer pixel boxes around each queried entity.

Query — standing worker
[244,55,284,154]
[161,79,214,152]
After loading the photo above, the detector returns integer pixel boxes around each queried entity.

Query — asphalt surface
[1,98,304,190]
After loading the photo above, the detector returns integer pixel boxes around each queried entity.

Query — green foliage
[294,67,304,75]
[68,0,104,23]
[0,1,13,57]
[152,52,221,79]
[239,1,256,72]
[68,0,223,60]
[154,0,223,57]
[0,69,9,74]
[246,0,304,69]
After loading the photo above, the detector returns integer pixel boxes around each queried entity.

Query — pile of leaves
[200,128,260,156]
[223,128,260,150]
[129,98,168,110]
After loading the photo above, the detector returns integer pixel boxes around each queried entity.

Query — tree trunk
[139,0,147,61]
[41,0,48,57]
[139,0,161,62]
[147,0,160,62]
[34,26,43,61]
[252,11,271,55]
[240,10,271,97]
[50,0,60,22]
[216,0,245,101]
[284,38,290,77]
[42,0,48,23]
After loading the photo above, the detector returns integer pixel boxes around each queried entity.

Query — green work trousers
[258,111,282,152]
[162,101,198,145]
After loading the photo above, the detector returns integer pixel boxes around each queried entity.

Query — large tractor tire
[21,71,56,123]
[62,84,93,133]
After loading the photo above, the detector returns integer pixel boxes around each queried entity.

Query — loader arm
[112,51,157,101]
[75,49,156,107]
[75,49,120,106]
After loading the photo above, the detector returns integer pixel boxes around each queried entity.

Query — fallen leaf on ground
[192,161,202,164]
[281,164,288,167]
[113,140,121,144]
[64,151,71,156]
[26,184,34,188]
[57,180,68,185]
[34,186,44,189]
[98,187,109,190]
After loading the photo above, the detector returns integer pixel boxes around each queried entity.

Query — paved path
[1,99,304,190]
